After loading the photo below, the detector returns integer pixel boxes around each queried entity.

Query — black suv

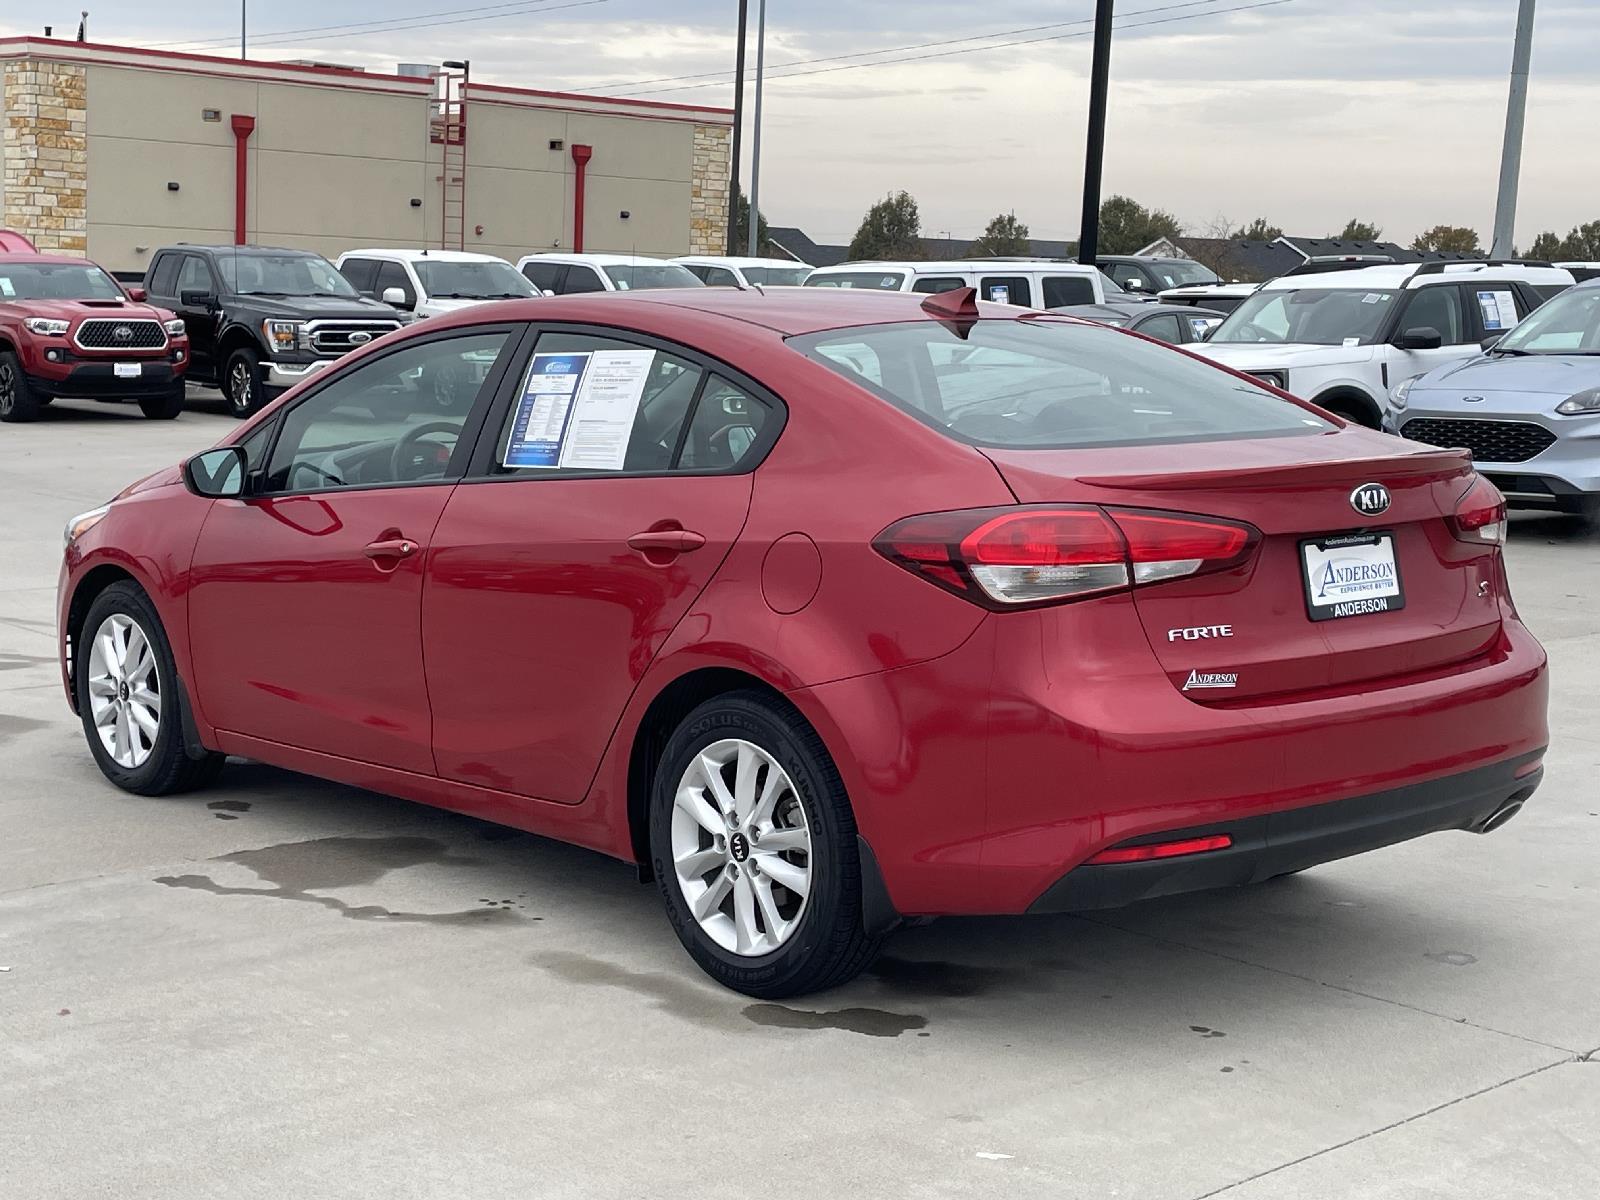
[144,245,404,416]
[1096,255,1220,297]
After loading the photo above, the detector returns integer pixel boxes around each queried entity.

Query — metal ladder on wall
[434,62,469,251]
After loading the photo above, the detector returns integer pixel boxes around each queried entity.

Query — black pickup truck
[144,245,404,416]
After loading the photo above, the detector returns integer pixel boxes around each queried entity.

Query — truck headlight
[1391,376,1416,410]
[1555,388,1600,416]
[262,319,304,354]
[24,317,70,336]
[163,318,186,336]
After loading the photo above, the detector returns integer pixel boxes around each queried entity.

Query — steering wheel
[390,421,462,481]
[1233,322,1274,342]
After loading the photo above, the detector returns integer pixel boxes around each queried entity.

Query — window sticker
[1362,293,1382,304]
[989,285,1011,304]
[1189,317,1218,339]
[558,349,656,471]
[1343,336,1361,347]
[0,277,13,297]
[1477,289,1517,331]
[502,352,590,468]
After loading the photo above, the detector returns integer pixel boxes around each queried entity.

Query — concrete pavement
[2,393,1596,1199]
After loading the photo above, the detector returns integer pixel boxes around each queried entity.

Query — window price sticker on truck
[1300,532,1406,621]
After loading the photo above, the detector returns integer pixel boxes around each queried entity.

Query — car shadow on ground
[181,759,1494,1032]
[1508,511,1599,544]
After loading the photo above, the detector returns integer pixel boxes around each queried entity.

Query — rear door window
[562,266,607,294]
[911,276,969,295]
[980,276,1031,306]
[340,258,379,295]
[792,319,1334,450]
[522,261,567,293]
[1042,276,1098,307]
[1133,314,1185,344]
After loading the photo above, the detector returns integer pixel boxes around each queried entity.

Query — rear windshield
[742,266,811,286]
[790,319,1334,450]
[805,271,908,291]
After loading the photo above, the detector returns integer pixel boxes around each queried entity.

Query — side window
[176,255,214,296]
[703,266,740,287]
[264,331,512,493]
[562,266,607,294]
[1401,285,1466,343]
[682,265,710,281]
[1134,314,1185,344]
[237,417,276,475]
[809,340,882,388]
[911,276,968,295]
[1042,276,1097,307]
[339,258,379,295]
[374,261,415,305]
[1109,263,1144,289]
[147,254,180,297]
[678,377,774,471]
[980,276,1031,306]
[494,333,704,475]
[522,262,566,293]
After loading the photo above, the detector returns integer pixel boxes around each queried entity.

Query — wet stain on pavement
[0,713,51,741]
[1190,1025,1227,1038]
[1426,950,1478,966]
[743,1003,929,1038]
[153,834,530,926]
[531,950,732,1028]
[0,651,56,672]
[207,799,251,813]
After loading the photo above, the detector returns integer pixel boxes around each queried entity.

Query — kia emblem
[349,331,372,345]
[113,325,133,341]
[1350,483,1391,517]
[1462,395,1485,404]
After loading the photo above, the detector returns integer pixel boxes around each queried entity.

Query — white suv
[675,256,813,287]
[1194,261,1574,428]
[335,249,537,318]
[803,259,1125,308]
[515,253,703,294]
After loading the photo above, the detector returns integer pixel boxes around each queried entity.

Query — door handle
[627,529,707,556]
[363,537,418,560]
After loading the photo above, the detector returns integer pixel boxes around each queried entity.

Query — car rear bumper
[30,360,183,400]
[1028,750,1544,912]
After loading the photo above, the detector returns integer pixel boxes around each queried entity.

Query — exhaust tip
[1477,798,1525,834]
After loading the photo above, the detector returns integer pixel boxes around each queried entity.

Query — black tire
[0,350,42,423]
[138,383,186,420]
[649,691,882,998]
[224,346,266,418]
[75,581,224,796]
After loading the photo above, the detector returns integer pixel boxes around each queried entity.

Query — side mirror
[1480,334,1503,351]
[1398,326,1443,351]
[381,287,414,310]
[184,446,247,498]
[542,288,556,297]
[180,289,217,309]
[125,286,148,302]
[1125,277,1146,291]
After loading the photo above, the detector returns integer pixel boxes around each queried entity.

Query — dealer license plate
[1300,532,1405,621]
[114,362,142,378]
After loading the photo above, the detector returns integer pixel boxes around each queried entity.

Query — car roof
[675,255,812,269]
[0,253,105,267]
[1053,302,1226,321]
[810,259,1097,275]
[170,244,323,257]
[1258,262,1575,291]
[340,248,510,263]
[519,252,680,266]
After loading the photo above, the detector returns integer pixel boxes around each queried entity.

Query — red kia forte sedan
[58,287,1548,996]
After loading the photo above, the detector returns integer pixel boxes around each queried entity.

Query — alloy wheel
[0,362,14,416]
[86,613,162,769]
[671,738,813,957]
[229,361,253,414]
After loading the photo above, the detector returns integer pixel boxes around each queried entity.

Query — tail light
[1448,475,1506,546]
[874,505,1258,609]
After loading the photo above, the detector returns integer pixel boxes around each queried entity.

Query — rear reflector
[874,505,1258,609]
[1449,474,1507,546]
[1514,757,1543,780]
[1086,834,1233,865]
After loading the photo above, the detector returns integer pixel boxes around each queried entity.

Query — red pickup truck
[0,252,190,422]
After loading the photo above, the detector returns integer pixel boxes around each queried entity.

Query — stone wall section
[689,122,731,255]
[2,59,89,254]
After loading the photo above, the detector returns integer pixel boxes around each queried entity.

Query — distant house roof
[765,226,1080,270]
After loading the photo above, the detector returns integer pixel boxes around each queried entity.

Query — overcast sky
[8,1,1598,247]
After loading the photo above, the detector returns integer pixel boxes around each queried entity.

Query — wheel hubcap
[0,363,14,414]
[230,364,251,411]
[86,613,161,769]
[671,738,812,957]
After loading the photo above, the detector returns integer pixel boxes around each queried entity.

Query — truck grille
[74,319,167,351]
[1400,417,1557,464]
[306,320,402,355]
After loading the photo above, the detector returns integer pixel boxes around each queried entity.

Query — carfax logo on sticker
[1182,669,1238,691]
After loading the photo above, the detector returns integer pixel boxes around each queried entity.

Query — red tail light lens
[875,505,1257,609]
[1086,833,1233,865]
[1449,475,1506,546]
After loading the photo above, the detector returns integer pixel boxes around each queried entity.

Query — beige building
[1,37,732,273]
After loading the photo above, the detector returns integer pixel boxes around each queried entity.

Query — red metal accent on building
[571,143,594,253]
[436,65,469,251]
[230,114,256,245]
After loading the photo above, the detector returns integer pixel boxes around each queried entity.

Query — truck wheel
[649,691,884,998]
[0,350,42,423]
[138,383,186,420]
[225,347,266,418]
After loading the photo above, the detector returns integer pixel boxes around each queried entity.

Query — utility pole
[1077,0,1114,264]
[726,0,749,256]
[747,0,768,257]
[1491,0,1537,258]
[241,1,247,59]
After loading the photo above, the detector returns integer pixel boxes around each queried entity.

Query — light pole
[241,1,247,59]
[726,0,749,256]
[1491,0,1537,258]
[1077,0,1114,264]
[746,0,768,258]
